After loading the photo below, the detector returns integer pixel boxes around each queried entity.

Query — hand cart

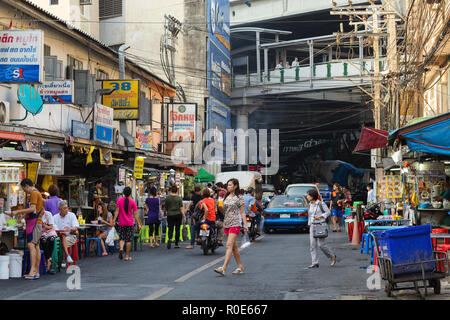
[371,232,449,299]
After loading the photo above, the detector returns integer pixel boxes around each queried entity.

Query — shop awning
[0,149,48,162]
[194,168,215,182]
[353,127,389,152]
[388,111,450,156]
[185,167,198,175]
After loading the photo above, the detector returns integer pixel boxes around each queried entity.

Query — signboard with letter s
[0,30,43,83]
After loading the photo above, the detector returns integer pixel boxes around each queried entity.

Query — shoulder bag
[312,202,328,239]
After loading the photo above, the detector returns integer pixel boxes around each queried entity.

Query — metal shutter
[99,0,122,19]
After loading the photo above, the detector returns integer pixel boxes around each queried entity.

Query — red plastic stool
[432,228,449,249]
[67,241,79,266]
[435,244,450,272]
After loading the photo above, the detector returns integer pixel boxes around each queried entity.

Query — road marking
[143,287,174,300]
[174,234,265,283]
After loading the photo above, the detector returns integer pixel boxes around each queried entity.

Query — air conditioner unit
[0,101,10,124]
[113,128,120,145]
[80,0,92,5]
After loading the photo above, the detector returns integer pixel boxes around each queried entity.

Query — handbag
[312,222,328,238]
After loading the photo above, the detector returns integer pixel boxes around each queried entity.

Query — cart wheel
[385,282,393,297]
[430,279,441,294]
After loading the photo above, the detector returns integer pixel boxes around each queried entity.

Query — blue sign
[0,65,40,82]
[72,120,91,140]
[94,124,113,144]
[207,0,231,132]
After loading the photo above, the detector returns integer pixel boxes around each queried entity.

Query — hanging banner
[37,80,73,103]
[135,126,153,151]
[27,162,39,184]
[94,103,113,144]
[101,79,139,120]
[99,148,113,165]
[167,102,197,142]
[134,156,145,179]
[0,30,44,83]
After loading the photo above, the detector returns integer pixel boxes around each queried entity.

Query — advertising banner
[135,126,153,151]
[37,80,73,103]
[167,103,197,142]
[94,103,113,144]
[134,156,145,179]
[101,79,139,120]
[0,30,43,83]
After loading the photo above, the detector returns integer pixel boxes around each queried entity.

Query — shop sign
[0,30,44,83]
[39,152,64,176]
[27,162,39,184]
[101,80,139,120]
[135,126,153,151]
[37,80,73,103]
[167,103,197,142]
[94,103,113,144]
[0,131,25,141]
[71,120,91,140]
[99,148,113,165]
[0,167,20,183]
[118,168,126,182]
[134,156,145,179]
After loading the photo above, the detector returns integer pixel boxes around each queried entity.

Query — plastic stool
[50,237,63,273]
[436,244,450,272]
[432,228,449,249]
[23,249,46,276]
[360,233,371,254]
[67,241,79,265]
[86,238,103,257]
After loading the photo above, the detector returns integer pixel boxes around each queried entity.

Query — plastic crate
[377,225,435,275]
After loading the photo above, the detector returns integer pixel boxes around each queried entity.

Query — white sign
[168,103,197,142]
[37,80,73,103]
[94,103,113,127]
[39,153,64,176]
[0,30,43,83]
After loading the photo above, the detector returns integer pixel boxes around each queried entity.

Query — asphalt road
[1,228,448,300]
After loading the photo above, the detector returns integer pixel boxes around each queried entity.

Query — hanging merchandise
[41,175,53,191]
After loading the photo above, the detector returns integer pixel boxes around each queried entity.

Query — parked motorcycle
[198,222,218,255]
[363,202,382,220]
[246,215,258,242]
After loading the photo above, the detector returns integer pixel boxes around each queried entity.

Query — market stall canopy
[388,111,450,156]
[353,127,389,152]
[185,167,198,175]
[194,168,215,182]
[0,149,48,162]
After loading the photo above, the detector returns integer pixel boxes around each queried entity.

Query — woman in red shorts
[214,178,248,276]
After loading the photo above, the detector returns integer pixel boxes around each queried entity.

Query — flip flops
[214,267,226,276]
[232,268,245,275]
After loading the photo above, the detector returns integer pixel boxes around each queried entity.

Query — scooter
[198,222,218,255]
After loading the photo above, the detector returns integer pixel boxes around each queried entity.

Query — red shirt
[199,197,216,222]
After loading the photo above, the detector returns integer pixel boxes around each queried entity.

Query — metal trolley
[371,233,449,299]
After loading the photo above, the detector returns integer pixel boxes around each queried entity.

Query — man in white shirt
[53,200,79,266]
[292,57,299,67]
[275,62,284,70]
[367,184,375,204]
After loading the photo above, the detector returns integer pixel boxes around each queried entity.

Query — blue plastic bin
[377,225,435,275]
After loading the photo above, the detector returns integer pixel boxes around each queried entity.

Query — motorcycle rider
[243,188,263,235]
[196,188,217,241]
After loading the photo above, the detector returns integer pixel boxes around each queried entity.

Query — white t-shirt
[54,212,79,234]
[367,189,375,204]
[292,60,299,67]
[42,211,58,238]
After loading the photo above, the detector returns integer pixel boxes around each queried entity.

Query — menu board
[379,175,403,199]
[0,167,20,183]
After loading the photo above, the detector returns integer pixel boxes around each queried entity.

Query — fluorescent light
[390,168,401,171]
[0,162,24,167]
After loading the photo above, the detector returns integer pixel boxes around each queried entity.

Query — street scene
[0,0,449,306]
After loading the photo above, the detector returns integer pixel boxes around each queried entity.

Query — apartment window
[80,4,85,16]
[50,0,59,5]
[67,55,83,70]
[99,0,123,19]
[96,69,109,80]
[44,45,51,57]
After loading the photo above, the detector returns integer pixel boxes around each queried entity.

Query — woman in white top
[40,211,58,274]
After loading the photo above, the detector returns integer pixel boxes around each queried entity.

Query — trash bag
[105,227,115,246]
[240,232,251,249]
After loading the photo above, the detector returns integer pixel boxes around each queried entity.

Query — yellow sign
[134,156,145,179]
[101,80,140,120]
[27,162,39,184]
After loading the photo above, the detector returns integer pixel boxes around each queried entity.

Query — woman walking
[306,189,337,269]
[113,187,142,261]
[144,188,161,248]
[214,178,248,276]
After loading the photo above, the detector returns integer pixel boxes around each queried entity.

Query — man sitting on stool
[54,200,79,267]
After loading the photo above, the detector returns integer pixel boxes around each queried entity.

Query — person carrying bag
[306,189,337,269]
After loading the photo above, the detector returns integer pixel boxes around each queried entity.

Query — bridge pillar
[256,32,261,80]
[235,106,258,170]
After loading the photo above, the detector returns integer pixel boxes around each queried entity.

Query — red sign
[0,131,25,141]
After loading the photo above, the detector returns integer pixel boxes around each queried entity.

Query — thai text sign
[94,103,113,144]
[167,103,197,142]
[101,80,139,120]
[39,152,64,176]
[135,126,153,151]
[0,30,43,83]
[37,80,73,103]
[134,156,145,179]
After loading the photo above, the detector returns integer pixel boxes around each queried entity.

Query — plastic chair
[432,228,449,249]
[67,241,79,266]
[86,238,103,257]
[50,237,63,273]
[435,244,450,272]
[360,233,372,255]
[23,249,46,276]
